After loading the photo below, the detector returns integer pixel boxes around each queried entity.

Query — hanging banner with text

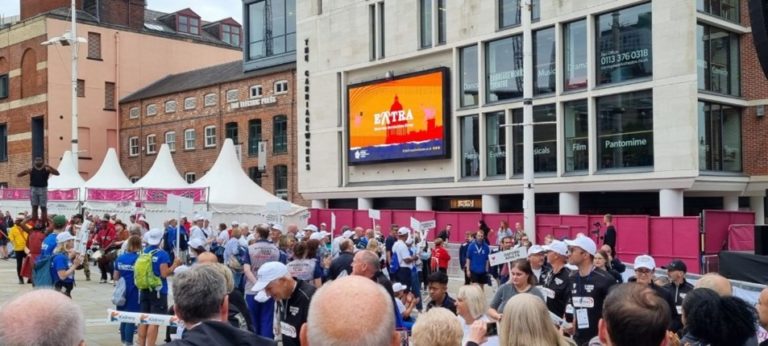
[489,248,527,266]
[107,309,181,327]
[48,188,80,201]
[86,188,140,202]
[143,188,207,203]
[0,188,30,200]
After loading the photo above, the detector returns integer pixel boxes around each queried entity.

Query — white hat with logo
[564,236,597,256]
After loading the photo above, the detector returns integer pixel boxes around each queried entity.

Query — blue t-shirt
[467,241,490,274]
[143,245,171,295]
[51,253,74,284]
[116,252,140,311]
[40,233,57,258]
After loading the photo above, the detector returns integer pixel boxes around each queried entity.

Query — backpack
[389,252,400,273]
[134,249,162,290]
[33,255,55,287]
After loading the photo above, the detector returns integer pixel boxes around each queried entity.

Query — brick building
[118,61,306,205]
[741,1,768,178]
[0,0,242,186]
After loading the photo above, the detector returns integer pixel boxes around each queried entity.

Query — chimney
[21,0,83,20]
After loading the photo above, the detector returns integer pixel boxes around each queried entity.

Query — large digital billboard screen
[347,68,450,165]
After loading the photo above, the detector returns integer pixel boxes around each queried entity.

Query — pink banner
[87,188,139,202]
[727,224,755,251]
[143,188,207,203]
[48,188,79,201]
[0,188,30,200]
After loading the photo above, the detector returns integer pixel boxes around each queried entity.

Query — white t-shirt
[459,315,500,346]
[189,226,210,250]
[217,229,230,243]
[392,240,412,269]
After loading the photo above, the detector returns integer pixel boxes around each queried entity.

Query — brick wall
[119,68,307,206]
[0,34,48,186]
[21,0,84,20]
[740,1,768,176]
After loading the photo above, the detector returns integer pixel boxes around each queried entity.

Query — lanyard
[471,243,484,255]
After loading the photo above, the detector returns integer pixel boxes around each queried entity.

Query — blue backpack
[33,255,55,287]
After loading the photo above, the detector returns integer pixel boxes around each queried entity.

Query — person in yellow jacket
[8,213,30,284]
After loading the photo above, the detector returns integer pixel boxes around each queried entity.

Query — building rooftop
[121,61,296,103]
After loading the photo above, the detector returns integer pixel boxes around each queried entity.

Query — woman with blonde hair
[499,293,575,346]
[412,307,463,346]
[457,284,499,346]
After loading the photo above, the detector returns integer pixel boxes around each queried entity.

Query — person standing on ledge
[17,157,59,225]
[602,213,616,256]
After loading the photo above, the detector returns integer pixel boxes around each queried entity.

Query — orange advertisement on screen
[348,68,448,164]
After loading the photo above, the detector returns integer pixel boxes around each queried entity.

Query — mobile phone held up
[486,322,498,337]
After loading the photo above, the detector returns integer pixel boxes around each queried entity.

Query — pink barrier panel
[483,213,513,245]
[649,217,701,273]
[613,216,650,263]
[728,224,755,251]
[703,210,755,254]
[436,212,461,243]
[353,210,376,230]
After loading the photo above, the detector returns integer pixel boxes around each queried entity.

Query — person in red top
[21,216,53,284]
[91,215,117,284]
[431,238,451,274]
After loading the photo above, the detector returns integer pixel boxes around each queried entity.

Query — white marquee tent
[193,139,307,226]
[82,148,136,219]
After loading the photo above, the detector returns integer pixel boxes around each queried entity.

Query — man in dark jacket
[167,265,274,346]
[328,239,355,280]
[458,232,473,285]
[632,255,678,331]
[662,259,694,334]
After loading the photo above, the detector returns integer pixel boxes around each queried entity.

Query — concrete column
[659,189,684,217]
[752,196,766,225]
[358,198,373,210]
[416,196,432,211]
[482,194,500,213]
[311,199,326,209]
[724,194,739,211]
[559,192,580,215]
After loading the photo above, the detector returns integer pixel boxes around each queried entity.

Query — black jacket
[663,279,694,333]
[164,320,275,346]
[328,251,354,280]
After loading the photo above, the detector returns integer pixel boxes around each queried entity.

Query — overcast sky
[0,0,243,23]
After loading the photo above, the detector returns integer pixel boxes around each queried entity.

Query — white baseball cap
[527,245,545,256]
[188,238,205,250]
[543,240,568,257]
[304,224,318,232]
[194,215,205,221]
[342,230,355,239]
[251,262,289,293]
[309,232,324,240]
[231,221,239,226]
[392,282,407,293]
[634,255,656,271]
[56,232,75,244]
[564,236,597,256]
[397,227,410,236]
[296,231,306,240]
[271,223,283,232]
[146,228,164,246]
[320,231,331,238]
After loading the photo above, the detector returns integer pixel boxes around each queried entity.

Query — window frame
[77,79,85,98]
[146,134,157,155]
[225,122,239,145]
[697,23,741,97]
[226,89,239,103]
[165,100,177,113]
[595,3,653,86]
[274,80,289,94]
[248,119,262,156]
[165,131,176,152]
[185,172,197,184]
[272,115,288,154]
[204,126,217,148]
[0,74,7,99]
[204,93,217,107]
[146,104,158,116]
[563,19,588,91]
[246,0,297,59]
[104,82,116,110]
[0,123,9,161]
[274,164,289,200]
[184,128,196,150]
[250,85,263,98]
[129,107,140,119]
[87,32,102,60]
[184,97,197,110]
[460,115,480,178]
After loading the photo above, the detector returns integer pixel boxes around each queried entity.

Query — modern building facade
[0,0,242,185]
[118,0,305,206]
[297,0,767,221]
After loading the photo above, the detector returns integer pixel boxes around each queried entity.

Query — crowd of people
[0,212,766,346]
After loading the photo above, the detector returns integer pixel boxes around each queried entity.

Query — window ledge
[87,57,103,61]
[562,171,589,177]
[484,175,507,181]
[594,77,653,91]
[204,145,217,150]
[595,167,654,175]
[103,108,116,112]
[699,170,745,177]
[458,176,480,182]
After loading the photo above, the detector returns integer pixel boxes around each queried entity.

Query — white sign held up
[331,212,336,233]
[489,248,526,267]
[368,209,381,220]
[74,220,91,255]
[420,220,436,230]
[410,217,420,231]
[166,194,194,214]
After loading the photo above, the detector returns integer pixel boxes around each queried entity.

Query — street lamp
[521,0,535,241]
[40,0,86,171]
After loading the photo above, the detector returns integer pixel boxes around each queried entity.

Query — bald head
[301,275,398,346]
[196,251,218,264]
[352,250,380,277]
[0,289,84,346]
[695,273,732,296]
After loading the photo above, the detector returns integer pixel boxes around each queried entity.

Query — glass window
[437,0,446,44]
[77,79,85,97]
[184,97,196,110]
[225,122,239,144]
[0,74,7,99]
[513,105,557,174]
[564,19,588,91]
[128,136,138,157]
[129,107,139,119]
[499,0,521,29]
[204,93,217,107]
[274,165,288,200]
[185,172,196,184]
[534,27,556,95]
[204,126,217,148]
[189,18,199,35]
[698,101,741,172]
[226,89,239,103]
[564,100,589,172]
[248,0,296,59]
[273,115,288,153]
[87,32,101,59]
[697,24,740,96]
[165,131,176,152]
[179,16,188,33]
[697,0,739,23]
[248,167,262,185]
[486,35,523,103]
[460,115,480,178]
[420,0,433,48]
[486,112,506,176]
[249,119,262,156]
[184,129,195,150]
[104,82,115,110]
[275,80,289,94]
[165,100,176,113]
[532,0,540,21]
[251,85,263,98]
[596,90,653,169]
[146,104,157,116]
[146,135,157,154]
[460,45,479,107]
[596,3,653,85]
